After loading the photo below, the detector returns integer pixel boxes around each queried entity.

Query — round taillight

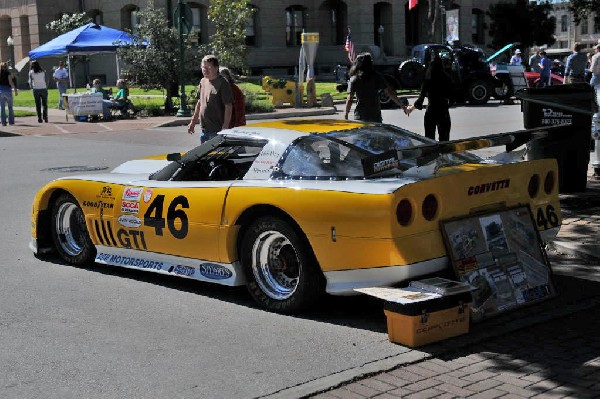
[396,199,413,226]
[544,171,555,194]
[528,174,540,198]
[422,194,438,221]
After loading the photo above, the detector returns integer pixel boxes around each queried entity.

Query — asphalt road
[0,102,545,398]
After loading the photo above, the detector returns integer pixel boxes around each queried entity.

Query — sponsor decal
[116,228,147,250]
[97,185,114,199]
[373,157,399,173]
[467,179,510,196]
[118,215,142,228]
[123,186,144,201]
[199,263,233,280]
[96,253,162,270]
[143,188,153,203]
[121,200,140,214]
[83,200,114,209]
[169,265,195,277]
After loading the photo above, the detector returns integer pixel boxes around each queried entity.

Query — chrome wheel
[250,230,300,300]
[51,193,95,265]
[55,201,87,257]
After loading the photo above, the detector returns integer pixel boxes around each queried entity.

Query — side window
[280,137,364,178]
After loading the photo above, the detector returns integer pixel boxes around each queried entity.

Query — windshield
[277,126,481,180]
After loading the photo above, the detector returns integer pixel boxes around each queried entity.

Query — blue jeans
[57,82,68,109]
[591,75,600,120]
[201,130,218,143]
[0,85,14,125]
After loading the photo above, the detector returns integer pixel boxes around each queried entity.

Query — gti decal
[199,263,233,280]
[94,220,146,250]
[118,214,142,228]
[116,229,147,250]
[123,186,144,201]
[121,200,140,214]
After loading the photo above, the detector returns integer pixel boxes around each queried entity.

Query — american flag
[409,0,418,10]
[345,31,356,63]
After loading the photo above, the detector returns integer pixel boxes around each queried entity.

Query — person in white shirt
[510,49,522,66]
[590,45,600,125]
[28,60,48,123]
[52,60,69,109]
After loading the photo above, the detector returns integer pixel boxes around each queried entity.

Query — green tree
[487,0,556,50]
[199,0,254,71]
[569,0,600,24]
[116,0,199,111]
[46,13,92,35]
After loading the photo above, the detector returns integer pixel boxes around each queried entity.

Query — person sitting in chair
[110,79,136,116]
[91,79,113,120]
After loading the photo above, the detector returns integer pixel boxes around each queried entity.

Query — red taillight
[528,174,540,198]
[396,199,413,226]
[422,194,438,221]
[544,171,555,194]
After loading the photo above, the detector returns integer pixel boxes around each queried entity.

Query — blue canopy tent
[28,23,136,88]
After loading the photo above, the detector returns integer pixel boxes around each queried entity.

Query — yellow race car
[30,119,561,312]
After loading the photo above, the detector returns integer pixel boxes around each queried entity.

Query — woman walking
[407,55,454,141]
[28,60,48,123]
[344,52,409,123]
[0,62,18,126]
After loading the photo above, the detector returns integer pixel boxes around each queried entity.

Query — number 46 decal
[144,195,189,239]
[536,205,559,229]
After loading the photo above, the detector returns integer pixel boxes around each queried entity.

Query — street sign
[174,3,193,35]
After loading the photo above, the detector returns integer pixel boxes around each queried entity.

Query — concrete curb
[155,106,338,128]
[547,240,600,262]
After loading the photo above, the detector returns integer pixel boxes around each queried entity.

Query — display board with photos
[441,206,556,321]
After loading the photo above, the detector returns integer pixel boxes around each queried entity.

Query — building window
[581,18,588,34]
[246,5,258,46]
[121,5,141,33]
[595,17,600,34]
[88,9,103,25]
[561,15,568,32]
[471,9,485,44]
[286,6,305,46]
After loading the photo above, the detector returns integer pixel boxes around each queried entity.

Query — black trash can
[516,83,595,193]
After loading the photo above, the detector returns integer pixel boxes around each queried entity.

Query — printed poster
[441,206,556,321]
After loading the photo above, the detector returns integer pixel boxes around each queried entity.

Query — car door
[109,183,228,262]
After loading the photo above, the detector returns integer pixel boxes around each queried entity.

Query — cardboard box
[383,292,471,347]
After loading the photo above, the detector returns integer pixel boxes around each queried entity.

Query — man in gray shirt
[564,42,588,84]
[528,48,542,73]
[187,55,233,143]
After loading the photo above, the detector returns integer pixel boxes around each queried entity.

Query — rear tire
[51,193,95,265]
[241,217,324,313]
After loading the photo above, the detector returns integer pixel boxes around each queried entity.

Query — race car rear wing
[361,124,570,177]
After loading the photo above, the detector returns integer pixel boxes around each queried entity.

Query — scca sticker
[121,200,140,214]
[199,263,233,280]
[123,187,143,201]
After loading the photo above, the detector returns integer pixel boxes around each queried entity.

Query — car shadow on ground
[37,253,389,333]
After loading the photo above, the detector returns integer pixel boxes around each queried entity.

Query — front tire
[466,79,491,105]
[241,217,324,313]
[51,193,95,265]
